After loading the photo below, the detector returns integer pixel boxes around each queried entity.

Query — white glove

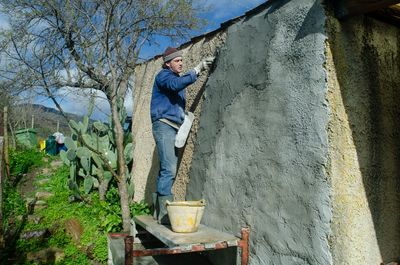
[194,57,215,75]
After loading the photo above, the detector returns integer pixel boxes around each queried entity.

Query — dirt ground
[17,158,63,198]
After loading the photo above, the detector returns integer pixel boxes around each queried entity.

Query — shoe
[157,195,173,225]
[152,192,158,220]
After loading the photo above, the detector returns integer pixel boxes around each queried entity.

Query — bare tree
[0,0,204,232]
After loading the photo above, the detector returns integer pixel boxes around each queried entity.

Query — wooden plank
[133,215,238,248]
[335,0,400,18]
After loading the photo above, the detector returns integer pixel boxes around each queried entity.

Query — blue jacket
[150,68,197,125]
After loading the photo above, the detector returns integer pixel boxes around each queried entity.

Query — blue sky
[139,0,267,60]
[4,0,266,122]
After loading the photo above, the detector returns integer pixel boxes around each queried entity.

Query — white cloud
[36,87,133,122]
[52,88,108,120]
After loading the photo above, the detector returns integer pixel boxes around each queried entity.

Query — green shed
[15,128,38,148]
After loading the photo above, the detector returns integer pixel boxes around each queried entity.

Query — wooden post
[240,227,250,265]
[3,107,9,179]
[124,236,134,265]
[31,114,34,129]
[0,136,4,248]
[8,121,15,149]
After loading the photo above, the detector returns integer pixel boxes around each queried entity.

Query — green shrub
[21,165,118,263]
[14,161,151,264]
[9,148,44,177]
[130,200,151,216]
[2,182,26,229]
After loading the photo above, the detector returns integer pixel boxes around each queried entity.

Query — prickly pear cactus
[62,107,134,199]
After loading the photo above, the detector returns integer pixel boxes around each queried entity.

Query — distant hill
[7,104,131,140]
[16,104,89,139]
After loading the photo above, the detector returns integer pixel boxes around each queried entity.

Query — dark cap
[163,47,182,63]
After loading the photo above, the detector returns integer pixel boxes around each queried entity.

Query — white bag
[175,112,194,148]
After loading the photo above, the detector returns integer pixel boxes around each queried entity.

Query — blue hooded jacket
[150,68,197,125]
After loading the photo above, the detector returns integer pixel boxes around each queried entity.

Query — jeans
[152,120,178,196]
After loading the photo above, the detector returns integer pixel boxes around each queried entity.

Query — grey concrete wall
[186,1,331,264]
[326,12,400,264]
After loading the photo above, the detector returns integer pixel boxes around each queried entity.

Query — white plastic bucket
[166,200,205,233]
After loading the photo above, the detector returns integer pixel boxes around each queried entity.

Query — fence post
[3,107,9,179]
[0,136,4,248]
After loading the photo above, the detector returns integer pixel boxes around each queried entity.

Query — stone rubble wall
[326,13,400,265]
[131,31,227,203]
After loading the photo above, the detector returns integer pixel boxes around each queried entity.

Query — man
[150,47,214,224]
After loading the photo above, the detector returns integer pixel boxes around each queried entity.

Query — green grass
[18,166,108,264]
[9,148,45,177]
[4,148,151,265]
[17,165,151,264]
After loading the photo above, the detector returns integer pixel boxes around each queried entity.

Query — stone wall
[326,12,400,265]
[131,31,226,202]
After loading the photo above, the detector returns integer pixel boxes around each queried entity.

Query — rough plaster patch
[187,1,331,264]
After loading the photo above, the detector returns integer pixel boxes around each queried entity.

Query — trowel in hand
[175,112,194,148]
[175,54,217,148]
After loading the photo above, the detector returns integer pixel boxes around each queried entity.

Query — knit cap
[163,47,182,62]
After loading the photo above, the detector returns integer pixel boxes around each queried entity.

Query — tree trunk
[110,95,131,232]
[99,178,110,201]
[3,107,10,179]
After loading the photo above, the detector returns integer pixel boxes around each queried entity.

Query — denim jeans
[152,120,178,196]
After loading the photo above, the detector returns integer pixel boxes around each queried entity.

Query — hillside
[14,104,87,139]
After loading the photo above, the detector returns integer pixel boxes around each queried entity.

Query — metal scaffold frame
[109,216,250,265]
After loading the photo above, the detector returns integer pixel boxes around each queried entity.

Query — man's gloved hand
[194,57,215,75]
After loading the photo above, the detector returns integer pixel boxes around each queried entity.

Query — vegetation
[1,148,44,263]
[1,148,151,264]
[60,110,133,202]
[0,0,204,232]
[9,149,44,180]
[19,166,111,264]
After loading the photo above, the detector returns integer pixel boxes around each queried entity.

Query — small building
[131,0,400,264]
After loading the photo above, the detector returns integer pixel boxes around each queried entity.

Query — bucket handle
[165,199,206,206]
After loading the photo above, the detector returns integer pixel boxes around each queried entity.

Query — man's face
[166,56,183,74]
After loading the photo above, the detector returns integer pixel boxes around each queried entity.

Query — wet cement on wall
[186,1,331,264]
[131,32,226,202]
[326,12,400,264]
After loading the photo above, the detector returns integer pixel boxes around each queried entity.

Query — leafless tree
[0,0,204,232]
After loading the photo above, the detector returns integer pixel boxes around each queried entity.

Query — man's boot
[152,192,158,220]
[157,195,173,225]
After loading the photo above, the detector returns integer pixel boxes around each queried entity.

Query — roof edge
[146,1,271,63]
